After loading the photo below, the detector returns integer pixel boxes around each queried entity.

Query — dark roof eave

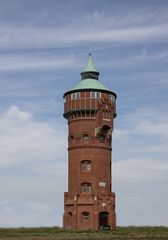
[80,71,99,75]
[63,88,117,98]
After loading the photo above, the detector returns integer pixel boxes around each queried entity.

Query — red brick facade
[63,59,117,230]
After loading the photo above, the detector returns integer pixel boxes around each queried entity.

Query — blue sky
[0,0,168,227]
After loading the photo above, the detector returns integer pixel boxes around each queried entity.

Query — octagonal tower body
[63,55,117,230]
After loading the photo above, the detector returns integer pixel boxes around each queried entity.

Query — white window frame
[81,183,91,192]
[109,94,115,102]
[91,92,101,99]
[81,160,91,171]
[82,212,89,221]
[71,92,80,100]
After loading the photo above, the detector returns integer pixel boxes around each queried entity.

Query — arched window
[82,134,89,143]
[81,183,91,193]
[82,212,89,221]
[81,160,91,171]
[101,125,111,136]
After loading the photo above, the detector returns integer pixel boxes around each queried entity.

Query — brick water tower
[63,54,117,230]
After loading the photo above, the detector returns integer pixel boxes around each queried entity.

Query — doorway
[99,211,109,230]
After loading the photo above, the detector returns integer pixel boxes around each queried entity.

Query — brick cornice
[68,145,112,151]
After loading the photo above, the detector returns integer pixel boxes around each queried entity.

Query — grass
[0,226,168,239]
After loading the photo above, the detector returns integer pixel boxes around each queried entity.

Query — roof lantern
[80,53,99,80]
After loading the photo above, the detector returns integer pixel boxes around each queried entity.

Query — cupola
[80,53,99,80]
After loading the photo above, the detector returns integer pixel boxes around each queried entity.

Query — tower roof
[70,78,110,91]
[64,55,116,97]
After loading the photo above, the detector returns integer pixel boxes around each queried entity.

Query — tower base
[63,192,116,230]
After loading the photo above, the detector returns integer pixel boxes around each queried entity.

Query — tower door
[99,211,109,230]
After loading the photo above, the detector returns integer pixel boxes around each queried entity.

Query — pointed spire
[84,53,97,72]
[81,54,99,81]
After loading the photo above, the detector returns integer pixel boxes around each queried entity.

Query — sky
[0,0,168,227]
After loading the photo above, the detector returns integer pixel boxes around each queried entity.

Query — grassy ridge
[0,226,168,239]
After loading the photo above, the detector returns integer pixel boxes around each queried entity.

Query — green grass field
[0,226,168,240]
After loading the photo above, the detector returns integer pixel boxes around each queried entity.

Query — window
[76,92,80,99]
[81,183,91,192]
[103,110,111,118]
[81,160,91,171]
[99,134,105,143]
[82,212,89,221]
[91,92,101,98]
[91,92,95,98]
[71,92,80,100]
[70,135,74,144]
[71,93,75,99]
[109,94,115,102]
[104,111,110,118]
[83,134,89,143]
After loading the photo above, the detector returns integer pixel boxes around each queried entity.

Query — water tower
[63,54,117,230]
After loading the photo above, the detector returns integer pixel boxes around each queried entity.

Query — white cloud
[113,157,168,226]
[114,108,168,157]
[108,49,168,69]
[0,6,168,49]
[0,106,67,226]
[114,158,168,183]
[5,105,32,122]
[0,53,79,72]
[0,199,62,227]
[112,108,168,225]
[113,128,129,141]
[134,120,168,138]
[0,24,167,50]
[1,48,167,74]
[0,106,67,167]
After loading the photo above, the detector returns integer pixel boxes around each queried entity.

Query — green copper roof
[70,78,110,91]
[84,54,97,72]
[63,55,116,97]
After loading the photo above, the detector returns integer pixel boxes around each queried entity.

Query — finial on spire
[89,53,91,56]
